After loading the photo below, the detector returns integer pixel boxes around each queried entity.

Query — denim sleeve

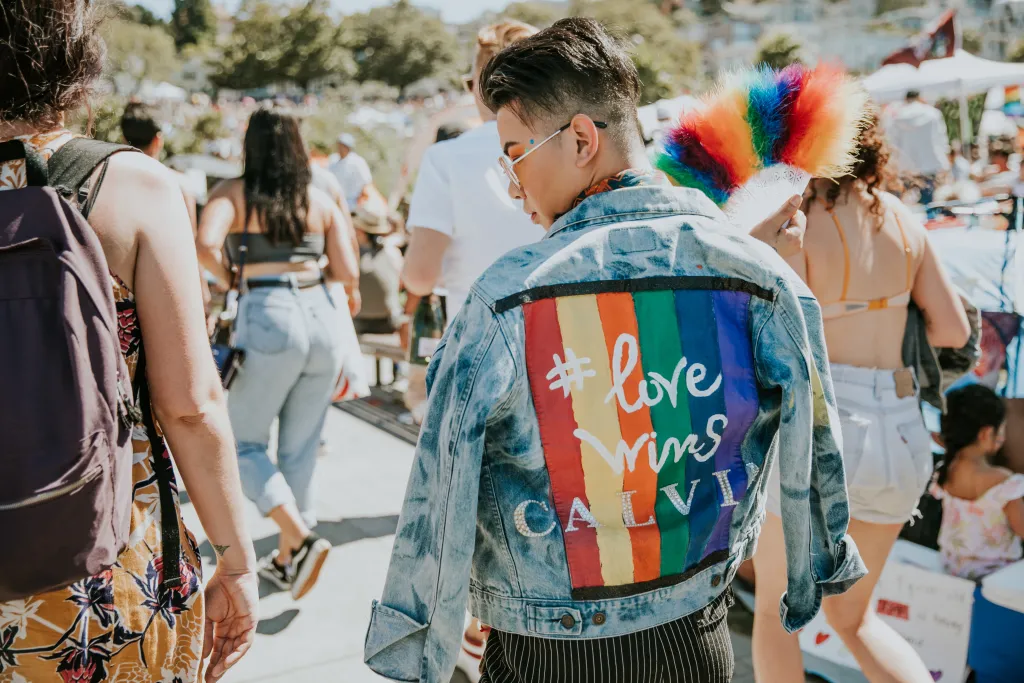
[364,294,517,682]
[755,286,868,633]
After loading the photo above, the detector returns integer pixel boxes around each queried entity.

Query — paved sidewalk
[180,407,813,683]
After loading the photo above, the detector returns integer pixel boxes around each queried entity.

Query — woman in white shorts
[751,114,971,682]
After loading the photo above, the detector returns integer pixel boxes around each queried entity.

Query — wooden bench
[359,333,405,387]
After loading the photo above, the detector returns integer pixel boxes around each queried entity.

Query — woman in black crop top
[197,109,360,601]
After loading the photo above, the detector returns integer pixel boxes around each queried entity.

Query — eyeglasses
[498,120,607,192]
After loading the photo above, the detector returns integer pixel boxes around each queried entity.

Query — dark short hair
[905,89,921,100]
[121,103,162,148]
[0,0,105,126]
[480,17,642,151]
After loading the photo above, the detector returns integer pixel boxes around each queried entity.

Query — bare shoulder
[207,176,244,202]
[981,467,1014,491]
[307,185,336,232]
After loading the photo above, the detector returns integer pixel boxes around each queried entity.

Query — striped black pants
[479,590,735,683]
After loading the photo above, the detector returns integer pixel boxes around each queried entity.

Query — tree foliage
[210,0,352,92]
[502,2,560,27]
[754,32,805,70]
[569,0,701,105]
[101,17,180,93]
[341,0,461,91]
[277,0,355,90]
[171,0,215,48]
[937,94,986,143]
[1009,40,1024,63]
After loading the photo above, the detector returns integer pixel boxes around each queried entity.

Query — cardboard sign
[798,541,975,683]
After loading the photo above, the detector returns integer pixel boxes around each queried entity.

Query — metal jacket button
[560,614,576,629]
[711,575,722,587]
[592,612,607,626]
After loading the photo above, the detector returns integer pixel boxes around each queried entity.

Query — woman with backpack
[197,110,360,602]
[0,2,258,682]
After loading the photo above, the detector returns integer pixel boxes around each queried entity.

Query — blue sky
[137,0,512,23]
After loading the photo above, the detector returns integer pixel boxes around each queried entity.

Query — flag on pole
[881,9,959,68]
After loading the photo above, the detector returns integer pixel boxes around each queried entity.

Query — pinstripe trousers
[479,590,735,683]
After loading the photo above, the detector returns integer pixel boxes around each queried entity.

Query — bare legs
[752,513,932,683]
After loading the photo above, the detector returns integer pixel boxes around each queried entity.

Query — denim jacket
[364,184,867,682]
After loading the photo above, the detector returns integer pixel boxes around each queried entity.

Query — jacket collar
[544,184,728,240]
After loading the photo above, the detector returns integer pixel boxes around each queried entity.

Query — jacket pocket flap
[363,600,428,680]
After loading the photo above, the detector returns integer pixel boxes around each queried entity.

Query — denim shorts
[768,364,934,525]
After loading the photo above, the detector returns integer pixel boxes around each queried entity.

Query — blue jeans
[229,282,343,528]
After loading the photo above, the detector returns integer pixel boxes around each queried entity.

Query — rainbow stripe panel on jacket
[521,279,760,600]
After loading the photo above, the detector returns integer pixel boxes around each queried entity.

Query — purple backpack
[0,138,180,600]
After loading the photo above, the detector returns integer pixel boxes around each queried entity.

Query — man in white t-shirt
[401,24,544,320]
[329,133,373,209]
[886,90,950,204]
[399,22,540,680]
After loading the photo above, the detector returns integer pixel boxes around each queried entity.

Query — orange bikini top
[820,209,913,321]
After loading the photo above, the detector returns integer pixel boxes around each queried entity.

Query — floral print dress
[932,474,1024,581]
[0,132,205,683]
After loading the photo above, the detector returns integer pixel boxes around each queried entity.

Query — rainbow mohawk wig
[656,63,869,230]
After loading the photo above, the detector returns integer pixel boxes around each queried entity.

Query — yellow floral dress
[0,132,205,683]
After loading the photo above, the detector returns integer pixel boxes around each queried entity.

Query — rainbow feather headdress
[656,63,870,231]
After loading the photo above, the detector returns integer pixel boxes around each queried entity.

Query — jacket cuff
[817,534,868,598]
[778,535,868,634]
[364,600,428,681]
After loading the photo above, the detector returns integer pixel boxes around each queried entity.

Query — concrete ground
[180,407,819,683]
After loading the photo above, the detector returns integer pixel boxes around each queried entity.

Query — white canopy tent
[863,51,1024,104]
[862,51,1024,142]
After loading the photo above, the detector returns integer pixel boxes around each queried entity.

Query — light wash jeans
[229,281,343,529]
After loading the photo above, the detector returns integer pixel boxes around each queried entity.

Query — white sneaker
[289,534,331,600]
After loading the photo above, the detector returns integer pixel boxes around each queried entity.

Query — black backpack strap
[133,348,183,593]
[0,139,48,186]
[47,138,135,216]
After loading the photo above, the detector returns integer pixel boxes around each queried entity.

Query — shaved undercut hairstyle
[480,17,644,154]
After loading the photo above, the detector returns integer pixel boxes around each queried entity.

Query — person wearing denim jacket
[365,18,866,683]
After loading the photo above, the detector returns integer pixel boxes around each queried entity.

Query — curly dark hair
[0,0,105,126]
[805,110,902,230]
[242,109,312,246]
[936,384,1006,486]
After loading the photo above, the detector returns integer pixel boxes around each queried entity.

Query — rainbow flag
[1005,85,1022,117]
[521,281,762,598]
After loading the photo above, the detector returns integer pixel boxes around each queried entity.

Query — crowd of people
[1,2,1023,683]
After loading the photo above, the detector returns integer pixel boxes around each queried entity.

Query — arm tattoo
[213,544,230,557]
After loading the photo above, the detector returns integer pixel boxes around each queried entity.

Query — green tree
[937,94,986,143]
[962,29,982,54]
[503,1,560,27]
[126,3,169,29]
[570,0,701,104]
[341,0,460,91]
[210,0,351,92]
[209,0,286,91]
[171,0,215,49]
[278,0,354,90]
[101,17,180,93]
[1009,40,1024,63]
[754,32,805,70]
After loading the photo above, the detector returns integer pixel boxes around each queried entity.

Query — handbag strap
[133,348,183,593]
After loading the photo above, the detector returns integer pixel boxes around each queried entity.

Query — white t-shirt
[407,121,544,318]
[329,152,373,208]
[886,101,951,176]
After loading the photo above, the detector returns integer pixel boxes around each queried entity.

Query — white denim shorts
[767,364,934,525]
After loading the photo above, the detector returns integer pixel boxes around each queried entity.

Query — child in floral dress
[932,385,1024,580]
